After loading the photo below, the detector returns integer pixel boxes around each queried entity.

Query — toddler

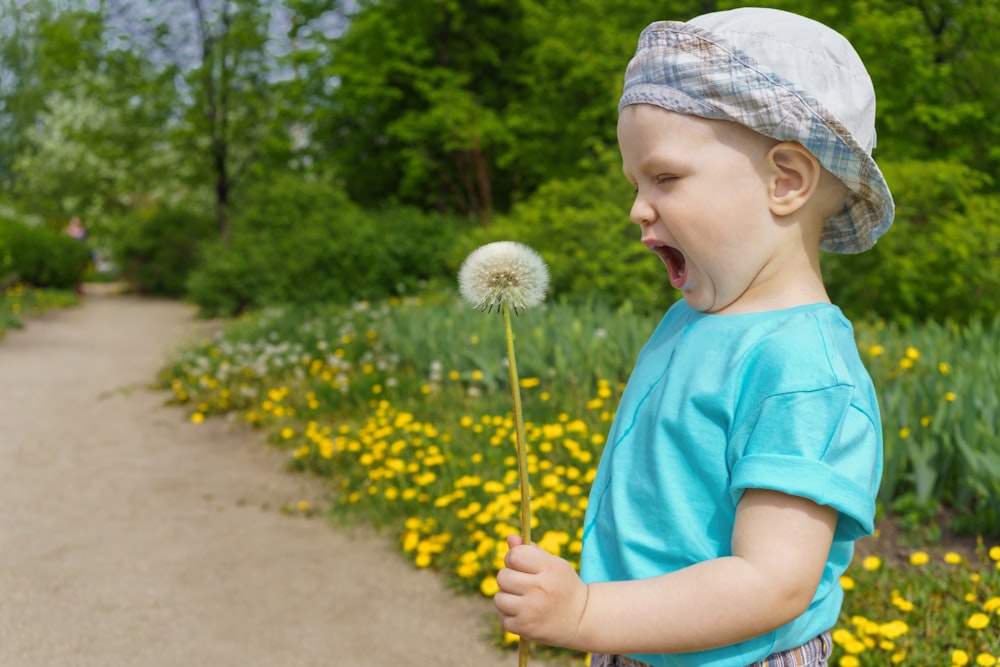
[494,7,893,666]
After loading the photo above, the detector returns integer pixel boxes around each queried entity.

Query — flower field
[159,296,1000,665]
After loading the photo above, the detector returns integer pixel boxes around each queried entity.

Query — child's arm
[493,488,837,655]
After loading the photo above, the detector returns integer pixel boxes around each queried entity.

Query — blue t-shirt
[580,301,882,667]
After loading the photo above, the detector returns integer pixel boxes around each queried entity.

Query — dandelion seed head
[458,241,549,312]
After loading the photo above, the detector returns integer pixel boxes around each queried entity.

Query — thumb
[506,534,524,550]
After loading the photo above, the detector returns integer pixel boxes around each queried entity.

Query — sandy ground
[0,292,525,667]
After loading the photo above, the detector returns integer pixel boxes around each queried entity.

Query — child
[493,7,893,666]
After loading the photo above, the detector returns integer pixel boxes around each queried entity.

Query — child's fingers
[504,544,548,574]
[496,563,536,595]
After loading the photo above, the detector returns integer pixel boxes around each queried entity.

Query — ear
[765,143,822,217]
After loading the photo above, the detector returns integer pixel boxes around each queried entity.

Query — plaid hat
[620,7,894,254]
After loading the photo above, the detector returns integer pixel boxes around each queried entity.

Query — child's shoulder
[671,301,862,387]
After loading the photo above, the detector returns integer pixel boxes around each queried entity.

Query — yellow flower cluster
[282,393,609,594]
[833,616,908,665]
[159,302,1000,664]
[835,546,1000,666]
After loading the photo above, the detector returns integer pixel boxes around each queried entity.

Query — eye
[655,174,677,185]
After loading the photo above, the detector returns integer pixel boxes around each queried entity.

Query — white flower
[458,241,550,313]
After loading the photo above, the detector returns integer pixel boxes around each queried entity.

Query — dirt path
[0,293,522,667]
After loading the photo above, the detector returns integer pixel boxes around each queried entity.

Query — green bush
[114,206,217,296]
[823,160,999,324]
[0,216,90,289]
[185,175,466,317]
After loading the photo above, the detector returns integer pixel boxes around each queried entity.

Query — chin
[680,291,712,313]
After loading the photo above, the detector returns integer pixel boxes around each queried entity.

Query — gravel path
[0,292,521,667]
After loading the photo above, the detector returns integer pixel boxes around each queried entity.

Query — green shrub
[823,160,999,324]
[114,206,217,296]
[0,216,90,289]
[185,175,466,317]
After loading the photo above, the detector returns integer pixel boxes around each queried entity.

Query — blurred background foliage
[0,0,997,322]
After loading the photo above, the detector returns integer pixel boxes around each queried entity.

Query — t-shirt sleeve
[728,386,881,540]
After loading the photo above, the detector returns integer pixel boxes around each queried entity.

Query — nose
[629,190,656,227]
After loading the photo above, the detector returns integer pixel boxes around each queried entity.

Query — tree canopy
[1,0,997,320]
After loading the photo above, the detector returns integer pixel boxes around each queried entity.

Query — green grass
[158,295,1000,664]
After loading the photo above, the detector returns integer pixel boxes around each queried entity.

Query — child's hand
[493,534,590,649]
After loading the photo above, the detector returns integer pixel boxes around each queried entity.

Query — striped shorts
[590,631,832,667]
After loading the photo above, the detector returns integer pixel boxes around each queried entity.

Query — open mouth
[650,244,688,289]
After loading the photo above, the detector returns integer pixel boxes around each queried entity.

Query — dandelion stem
[503,302,531,667]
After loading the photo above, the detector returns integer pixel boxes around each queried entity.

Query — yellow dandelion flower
[944,551,963,565]
[830,624,852,642]
[968,613,990,630]
[281,427,295,440]
[190,412,205,424]
[939,362,951,375]
[480,575,499,597]
[983,597,1000,613]
[892,596,914,612]
[945,391,957,401]
[920,415,932,427]
[976,655,997,667]
[989,546,1000,561]
[890,651,906,664]
[879,620,908,639]
[519,377,540,389]
[862,555,882,571]
[455,559,480,579]
[953,649,971,666]
[296,500,310,511]
[898,427,910,439]
[503,631,520,645]
[840,575,855,591]
[869,344,885,357]
[845,640,866,655]
[839,655,860,667]
[899,358,913,369]
[910,551,930,566]
[905,346,920,360]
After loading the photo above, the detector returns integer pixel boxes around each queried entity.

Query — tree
[0,1,104,192]
[100,0,303,238]
[3,2,181,229]
[184,0,275,237]
[314,0,727,225]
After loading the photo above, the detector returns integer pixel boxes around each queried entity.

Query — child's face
[618,105,800,314]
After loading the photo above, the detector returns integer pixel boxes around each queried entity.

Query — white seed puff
[458,241,550,312]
